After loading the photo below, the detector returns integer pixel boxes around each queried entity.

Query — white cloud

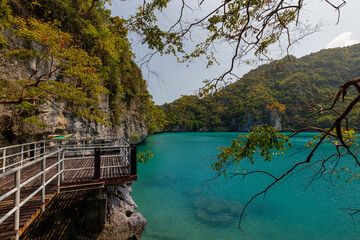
[326,32,359,49]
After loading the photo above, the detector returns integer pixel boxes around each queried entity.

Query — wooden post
[130,145,137,176]
[94,148,101,179]
[30,144,35,161]
[81,139,85,157]
[40,141,45,157]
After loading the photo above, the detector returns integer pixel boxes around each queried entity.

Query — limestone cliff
[231,108,282,132]
[0,91,148,146]
[0,31,148,146]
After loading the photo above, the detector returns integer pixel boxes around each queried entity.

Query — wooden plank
[0,190,55,240]
[59,182,105,193]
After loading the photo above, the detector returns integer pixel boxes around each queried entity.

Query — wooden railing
[0,138,134,240]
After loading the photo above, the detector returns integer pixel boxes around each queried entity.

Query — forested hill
[163,44,360,132]
[0,0,166,144]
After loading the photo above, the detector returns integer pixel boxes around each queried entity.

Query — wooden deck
[0,140,136,240]
[0,189,56,240]
[61,153,135,185]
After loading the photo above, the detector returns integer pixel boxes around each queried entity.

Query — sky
[109,0,360,105]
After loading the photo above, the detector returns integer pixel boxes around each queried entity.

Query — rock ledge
[98,183,147,240]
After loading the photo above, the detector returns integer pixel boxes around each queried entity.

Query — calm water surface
[132,132,360,240]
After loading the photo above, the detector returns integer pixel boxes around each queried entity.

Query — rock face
[0,32,148,146]
[0,96,148,146]
[0,102,68,145]
[63,105,148,143]
[99,184,147,240]
[230,108,282,132]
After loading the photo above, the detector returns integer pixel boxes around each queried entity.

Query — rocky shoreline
[99,184,147,240]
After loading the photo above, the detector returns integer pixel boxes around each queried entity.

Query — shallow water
[132,132,360,240]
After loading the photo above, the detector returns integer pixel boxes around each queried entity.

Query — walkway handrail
[0,138,130,173]
[0,138,129,150]
[0,149,60,179]
[61,146,131,174]
[0,149,63,234]
[0,138,134,239]
[0,140,50,173]
[62,145,129,150]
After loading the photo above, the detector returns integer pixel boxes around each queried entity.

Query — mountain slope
[163,44,360,131]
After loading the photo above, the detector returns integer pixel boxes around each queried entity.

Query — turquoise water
[132,132,360,240]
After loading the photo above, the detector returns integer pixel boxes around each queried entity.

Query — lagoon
[132,132,360,240]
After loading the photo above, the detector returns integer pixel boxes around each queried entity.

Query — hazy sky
[109,1,360,105]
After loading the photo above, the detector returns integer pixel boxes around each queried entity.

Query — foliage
[137,150,153,163]
[212,125,292,178]
[267,102,285,116]
[1,16,109,123]
[144,102,167,134]
[306,128,358,149]
[0,0,11,49]
[129,133,141,144]
[22,116,47,128]
[0,0,166,129]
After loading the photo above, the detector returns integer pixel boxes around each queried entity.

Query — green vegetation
[0,0,165,130]
[163,44,360,131]
[137,150,154,164]
[213,125,292,178]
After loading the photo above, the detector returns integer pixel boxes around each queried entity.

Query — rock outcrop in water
[99,184,147,240]
[193,196,242,226]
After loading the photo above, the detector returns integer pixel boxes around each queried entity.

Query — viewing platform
[0,138,137,240]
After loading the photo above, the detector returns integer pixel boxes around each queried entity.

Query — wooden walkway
[0,158,58,240]
[0,139,137,240]
[61,153,134,185]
